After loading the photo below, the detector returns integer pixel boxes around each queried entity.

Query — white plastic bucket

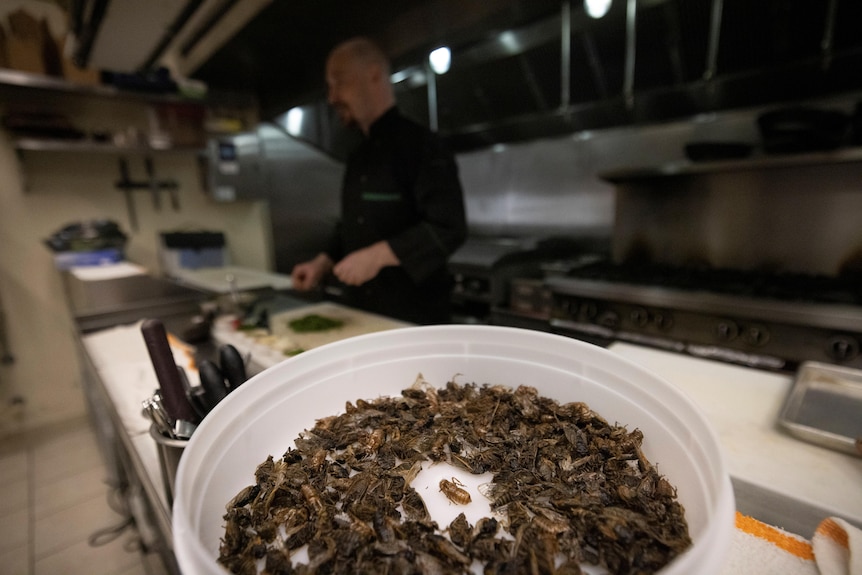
[173,325,734,574]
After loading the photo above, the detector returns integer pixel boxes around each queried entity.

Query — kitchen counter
[76,311,862,572]
[64,266,207,333]
[610,342,862,537]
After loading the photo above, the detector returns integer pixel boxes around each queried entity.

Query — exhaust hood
[72,0,862,154]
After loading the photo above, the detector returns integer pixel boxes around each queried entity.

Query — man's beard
[333,103,356,128]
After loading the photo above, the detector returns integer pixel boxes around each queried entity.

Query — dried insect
[447,513,472,547]
[531,509,571,534]
[225,484,258,511]
[219,378,691,575]
[359,428,385,454]
[481,482,517,511]
[477,481,495,500]
[310,449,327,469]
[401,486,430,521]
[439,476,472,505]
[300,483,323,511]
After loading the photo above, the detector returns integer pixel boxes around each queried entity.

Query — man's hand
[333,241,399,286]
[291,253,334,290]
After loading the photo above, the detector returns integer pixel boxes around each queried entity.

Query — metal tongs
[180,345,248,420]
[141,391,197,440]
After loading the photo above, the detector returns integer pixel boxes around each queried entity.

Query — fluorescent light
[585,0,612,18]
[429,46,451,74]
[233,134,258,147]
[408,70,427,87]
[498,31,520,54]
[390,69,412,83]
[285,107,304,136]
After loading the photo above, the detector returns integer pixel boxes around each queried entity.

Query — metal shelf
[13,137,203,154]
[600,147,862,183]
[0,68,200,104]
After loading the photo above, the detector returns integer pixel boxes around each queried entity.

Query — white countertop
[170,266,292,294]
[610,342,862,533]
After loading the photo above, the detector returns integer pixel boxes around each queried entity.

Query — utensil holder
[149,424,188,507]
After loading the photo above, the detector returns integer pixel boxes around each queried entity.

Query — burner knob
[743,324,770,347]
[653,311,673,331]
[597,311,620,329]
[580,301,598,320]
[629,307,649,327]
[827,336,859,362]
[715,320,739,341]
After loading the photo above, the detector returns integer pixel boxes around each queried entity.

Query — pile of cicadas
[219,377,691,575]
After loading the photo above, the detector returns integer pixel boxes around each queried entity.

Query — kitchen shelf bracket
[114,156,180,232]
[13,148,30,192]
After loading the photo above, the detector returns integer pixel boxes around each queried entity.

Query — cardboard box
[7,35,45,74]
[6,9,46,74]
[61,57,101,85]
[55,35,100,85]
[40,18,61,76]
[5,9,61,76]
[157,102,206,147]
[0,25,9,69]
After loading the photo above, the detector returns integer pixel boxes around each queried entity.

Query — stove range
[545,263,862,371]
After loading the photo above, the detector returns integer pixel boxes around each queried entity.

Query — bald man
[291,37,467,324]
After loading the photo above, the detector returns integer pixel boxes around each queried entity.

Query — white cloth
[723,513,862,575]
[812,517,862,575]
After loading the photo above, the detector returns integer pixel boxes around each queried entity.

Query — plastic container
[173,325,735,574]
[53,248,123,270]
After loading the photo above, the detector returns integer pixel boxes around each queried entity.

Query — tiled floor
[0,416,169,575]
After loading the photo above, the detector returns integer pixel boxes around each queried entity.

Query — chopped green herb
[288,314,344,333]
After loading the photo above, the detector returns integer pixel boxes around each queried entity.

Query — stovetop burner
[545,262,862,371]
[565,262,862,306]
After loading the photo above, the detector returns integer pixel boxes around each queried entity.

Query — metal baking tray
[778,361,862,456]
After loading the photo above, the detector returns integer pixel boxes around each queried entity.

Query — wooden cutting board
[269,302,410,351]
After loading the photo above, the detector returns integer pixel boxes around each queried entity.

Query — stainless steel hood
[72,0,862,153]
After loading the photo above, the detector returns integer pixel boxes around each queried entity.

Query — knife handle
[219,344,247,391]
[141,318,198,423]
[198,359,228,410]
[177,365,208,420]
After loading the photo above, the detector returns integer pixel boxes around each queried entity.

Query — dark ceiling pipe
[139,0,208,72]
[703,0,724,81]
[179,0,240,58]
[69,0,84,37]
[820,0,838,71]
[73,0,110,68]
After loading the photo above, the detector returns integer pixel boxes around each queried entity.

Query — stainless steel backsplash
[456,94,862,276]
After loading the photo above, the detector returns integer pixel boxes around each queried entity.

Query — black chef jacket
[325,107,467,324]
